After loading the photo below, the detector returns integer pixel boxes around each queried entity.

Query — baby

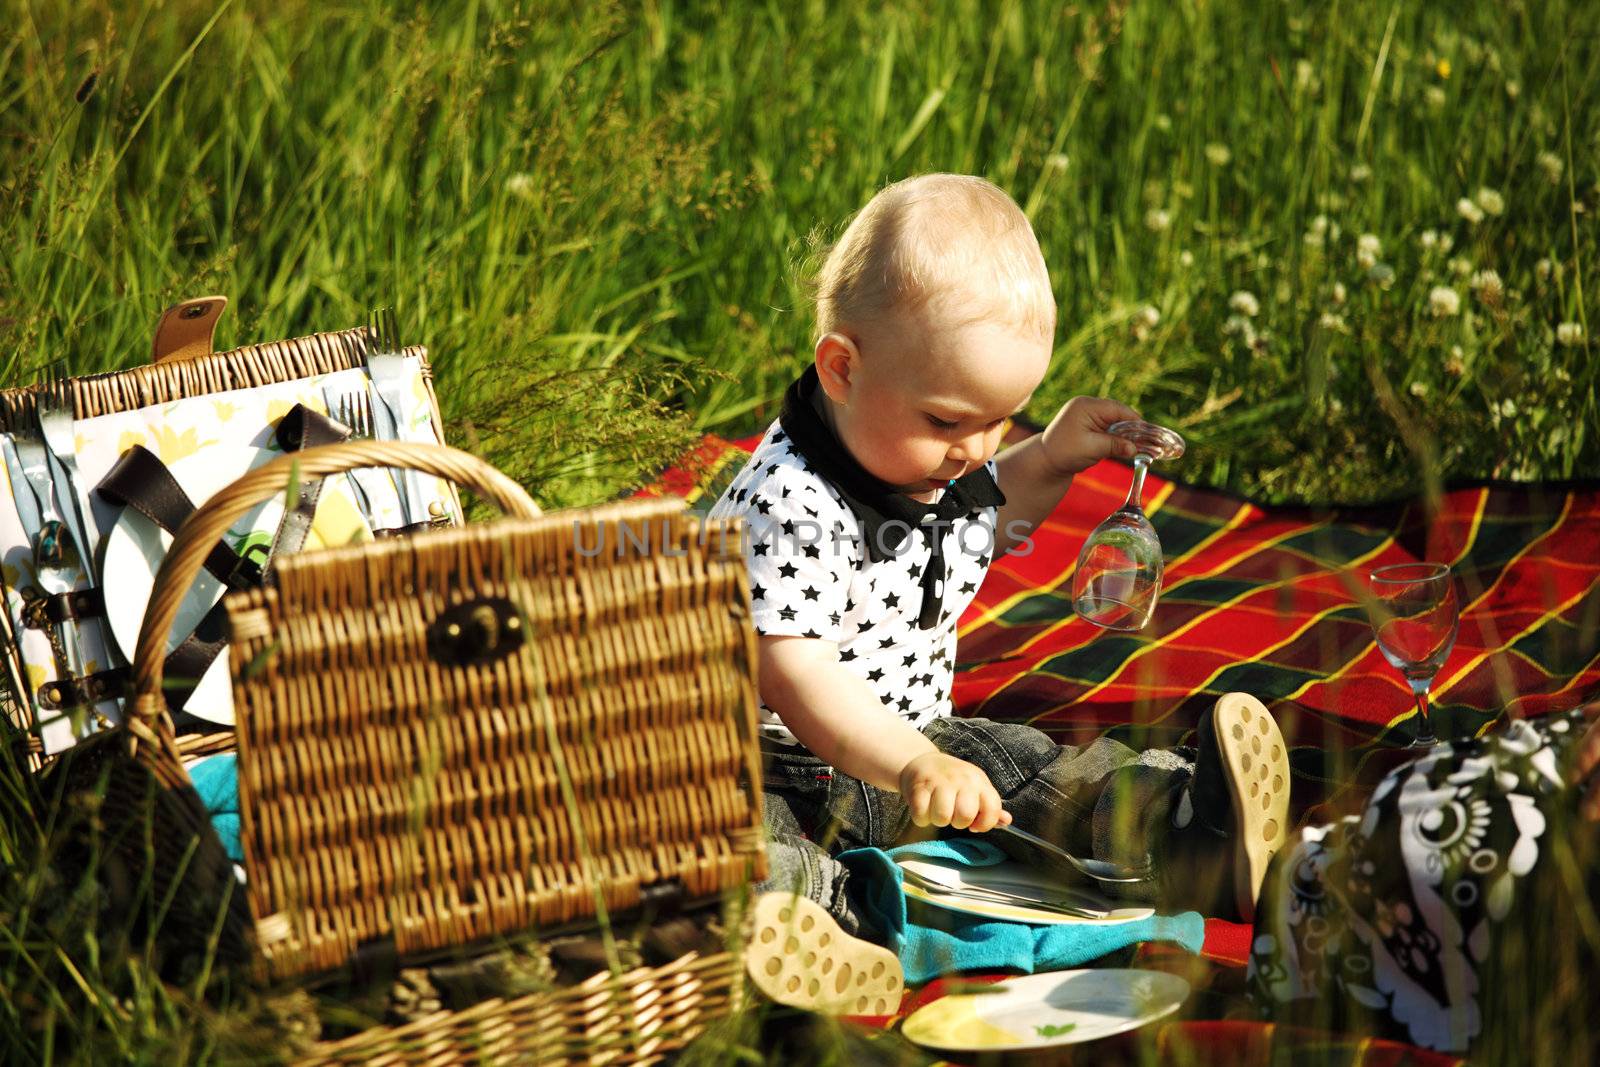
[708,174,1289,1012]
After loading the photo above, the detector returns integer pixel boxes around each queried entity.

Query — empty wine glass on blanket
[1362,562,1460,748]
[1071,421,1185,631]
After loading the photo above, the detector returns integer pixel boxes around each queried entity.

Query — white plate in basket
[100,445,370,724]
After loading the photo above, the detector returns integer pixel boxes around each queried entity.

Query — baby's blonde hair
[814,174,1055,340]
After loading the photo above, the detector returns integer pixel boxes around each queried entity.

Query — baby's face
[827,305,1051,499]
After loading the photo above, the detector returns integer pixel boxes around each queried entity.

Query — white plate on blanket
[897,857,1153,926]
[101,445,371,724]
[900,968,1190,1051]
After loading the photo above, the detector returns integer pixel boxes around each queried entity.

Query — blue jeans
[758,716,1198,937]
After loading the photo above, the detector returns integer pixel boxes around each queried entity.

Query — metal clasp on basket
[427,597,527,667]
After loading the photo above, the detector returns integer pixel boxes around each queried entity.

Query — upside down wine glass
[1071,421,1186,631]
[1363,562,1460,748]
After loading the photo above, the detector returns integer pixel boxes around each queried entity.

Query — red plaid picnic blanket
[641,430,1600,1065]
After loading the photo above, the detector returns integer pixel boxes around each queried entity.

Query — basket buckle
[427,597,527,667]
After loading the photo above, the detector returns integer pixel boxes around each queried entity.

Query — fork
[364,308,427,525]
[36,366,99,588]
[324,389,382,532]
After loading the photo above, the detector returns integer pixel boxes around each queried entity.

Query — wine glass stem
[1410,683,1438,746]
[1123,454,1151,510]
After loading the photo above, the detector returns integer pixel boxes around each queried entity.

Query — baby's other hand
[1040,396,1144,476]
[899,752,1013,832]
[1573,700,1600,823]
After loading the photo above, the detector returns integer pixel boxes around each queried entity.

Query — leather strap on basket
[97,445,266,592]
[151,296,227,364]
[126,441,540,765]
[273,404,350,453]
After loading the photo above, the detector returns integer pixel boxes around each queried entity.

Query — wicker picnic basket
[0,300,460,761]
[95,439,764,1060]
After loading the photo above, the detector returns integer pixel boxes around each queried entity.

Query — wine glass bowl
[1071,420,1185,632]
[1105,420,1185,462]
[1363,562,1460,747]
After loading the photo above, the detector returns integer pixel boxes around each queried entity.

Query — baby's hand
[1039,396,1144,476]
[1573,701,1600,823]
[899,752,1014,832]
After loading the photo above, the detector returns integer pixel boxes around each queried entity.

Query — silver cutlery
[992,822,1154,884]
[898,865,1114,919]
[325,388,386,530]
[36,368,100,589]
[32,518,89,739]
[364,308,428,525]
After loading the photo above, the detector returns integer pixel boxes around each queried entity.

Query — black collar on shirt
[777,365,1007,563]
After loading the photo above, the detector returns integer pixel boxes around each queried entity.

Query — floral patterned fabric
[1248,708,1596,1053]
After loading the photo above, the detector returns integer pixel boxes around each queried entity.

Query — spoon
[899,863,1113,918]
[991,822,1154,884]
[34,519,89,738]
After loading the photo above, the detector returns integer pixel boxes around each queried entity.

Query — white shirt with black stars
[707,422,999,748]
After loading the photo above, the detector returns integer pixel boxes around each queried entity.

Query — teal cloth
[188,753,242,863]
[837,838,1204,986]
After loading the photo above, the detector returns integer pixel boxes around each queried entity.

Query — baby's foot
[744,892,904,1016]
[1184,692,1291,922]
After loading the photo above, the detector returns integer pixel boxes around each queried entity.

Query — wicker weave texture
[0,328,423,430]
[303,951,744,1066]
[225,497,766,980]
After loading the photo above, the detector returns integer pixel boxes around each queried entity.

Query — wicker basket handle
[127,440,540,731]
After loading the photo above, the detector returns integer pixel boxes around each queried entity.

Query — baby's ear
[814,333,860,397]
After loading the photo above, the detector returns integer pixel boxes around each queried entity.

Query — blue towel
[187,753,243,863]
[837,838,1204,985]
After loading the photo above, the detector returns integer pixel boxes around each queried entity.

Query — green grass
[2,0,1598,1062]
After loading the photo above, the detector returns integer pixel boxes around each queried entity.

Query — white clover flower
[1303,214,1330,248]
[1425,85,1448,109]
[1419,229,1439,250]
[1457,197,1485,223]
[1437,233,1454,254]
[1131,305,1161,342]
[1357,233,1382,269]
[1535,258,1553,281]
[1448,255,1474,277]
[1429,286,1462,316]
[1319,311,1349,333]
[1205,143,1232,166]
[1445,347,1466,376]
[1046,153,1071,173]
[1499,398,1518,418]
[1368,262,1396,289]
[1295,59,1315,90]
[1222,316,1257,350]
[1228,290,1260,317]
[1332,281,1347,305]
[1475,187,1505,216]
[506,173,536,200]
[1329,396,1344,414]
[1409,381,1429,398]
[1350,163,1372,183]
[1537,150,1564,185]
[1145,207,1172,232]
[1155,114,1173,132]
[1179,249,1195,268]
[1556,321,1585,346]
[1470,269,1504,304]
